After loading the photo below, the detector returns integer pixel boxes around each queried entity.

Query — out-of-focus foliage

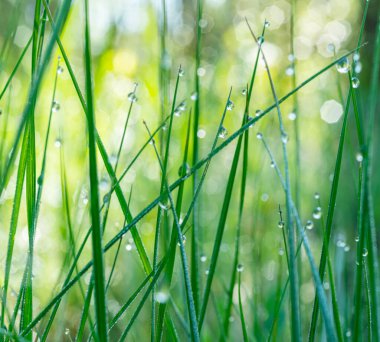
[0,0,379,340]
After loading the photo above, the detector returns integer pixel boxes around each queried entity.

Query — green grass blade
[238,272,248,342]
[191,0,203,318]
[84,0,108,339]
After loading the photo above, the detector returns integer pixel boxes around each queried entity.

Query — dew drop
[54,138,62,148]
[159,199,170,211]
[281,132,289,144]
[288,54,295,62]
[327,43,335,53]
[247,116,255,127]
[178,101,186,112]
[155,290,169,303]
[305,220,314,230]
[52,100,60,112]
[363,248,368,257]
[356,152,363,163]
[57,65,64,74]
[355,236,360,242]
[174,101,186,116]
[179,66,185,77]
[197,67,206,77]
[256,132,263,140]
[255,109,263,117]
[336,57,350,74]
[314,192,320,200]
[103,193,110,204]
[218,126,228,139]
[312,206,322,220]
[278,221,285,229]
[178,162,191,177]
[191,92,198,101]
[257,36,264,46]
[264,20,270,28]
[227,100,234,111]
[336,240,346,248]
[279,247,284,256]
[270,161,275,168]
[178,235,186,246]
[205,269,209,275]
[82,195,89,205]
[241,88,247,96]
[125,243,133,251]
[200,254,207,263]
[355,62,362,74]
[65,328,70,335]
[344,245,350,252]
[237,264,244,272]
[288,112,297,121]
[351,77,360,89]
[127,92,137,103]
[197,129,206,139]
[286,66,295,76]
[353,52,360,62]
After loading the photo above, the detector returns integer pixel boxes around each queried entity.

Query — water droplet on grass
[127,92,137,103]
[52,100,60,112]
[286,66,294,76]
[314,192,320,200]
[155,290,169,303]
[353,52,360,61]
[337,240,346,248]
[191,92,198,101]
[237,264,244,272]
[54,138,62,148]
[356,152,363,163]
[179,66,185,77]
[227,100,234,111]
[264,20,270,28]
[257,36,264,46]
[159,199,170,211]
[312,207,322,219]
[363,248,368,257]
[200,254,207,262]
[197,129,206,139]
[281,133,289,144]
[218,126,228,138]
[57,65,64,74]
[288,112,296,121]
[178,235,186,246]
[241,88,247,96]
[178,162,191,177]
[256,132,263,140]
[278,221,284,229]
[305,220,314,230]
[351,77,360,88]
[336,57,350,73]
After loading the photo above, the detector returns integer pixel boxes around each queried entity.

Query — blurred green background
[0,0,379,340]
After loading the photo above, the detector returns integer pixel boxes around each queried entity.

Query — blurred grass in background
[0,0,379,340]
